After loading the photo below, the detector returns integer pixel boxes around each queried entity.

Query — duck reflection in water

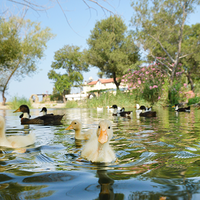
[97,170,114,200]
[97,170,124,200]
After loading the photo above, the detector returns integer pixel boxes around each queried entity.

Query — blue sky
[1,0,200,102]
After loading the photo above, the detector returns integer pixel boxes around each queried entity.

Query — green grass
[65,100,79,108]
[8,96,32,110]
[85,91,137,108]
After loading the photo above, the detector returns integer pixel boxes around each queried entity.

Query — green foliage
[188,96,200,105]
[86,15,140,88]
[168,82,182,105]
[48,45,89,97]
[85,91,136,108]
[0,18,21,64]
[50,93,63,101]
[122,64,168,105]
[131,0,200,85]
[65,101,79,108]
[0,16,54,104]
[9,96,32,109]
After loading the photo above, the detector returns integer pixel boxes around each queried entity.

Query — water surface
[1,107,200,199]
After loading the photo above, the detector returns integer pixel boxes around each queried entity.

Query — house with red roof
[82,78,127,94]
[65,78,127,101]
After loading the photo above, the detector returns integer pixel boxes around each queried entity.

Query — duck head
[13,105,31,118]
[97,120,113,144]
[65,119,82,131]
[40,107,47,115]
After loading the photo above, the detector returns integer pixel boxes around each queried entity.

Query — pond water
[1,106,200,200]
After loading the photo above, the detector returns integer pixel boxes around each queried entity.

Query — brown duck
[13,105,64,125]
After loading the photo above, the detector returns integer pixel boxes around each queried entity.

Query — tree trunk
[2,91,6,106]
[113,72,120,90]
[1,63,19,105]
[62,90,66,103]
[186,71,194,92]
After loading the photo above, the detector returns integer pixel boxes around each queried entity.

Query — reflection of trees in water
[0,182,54,199]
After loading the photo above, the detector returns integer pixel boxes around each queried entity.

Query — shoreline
[0,102,66,110]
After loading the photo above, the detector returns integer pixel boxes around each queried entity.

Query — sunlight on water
[1,107,200,199]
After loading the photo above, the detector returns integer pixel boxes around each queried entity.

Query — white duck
[65,119,94,140]
[0,116,35,148]
[97,107,103,112]
[81,119,116,163]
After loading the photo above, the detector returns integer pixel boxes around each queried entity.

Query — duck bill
[65,124,73,130]
[98,129,108,144]
[13,108,21,113]
[172,105,175,108]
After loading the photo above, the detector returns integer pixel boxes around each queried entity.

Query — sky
[0,0,200,102]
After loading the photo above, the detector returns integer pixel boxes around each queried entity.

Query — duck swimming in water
[13,105,64,125]
[81,120,116,163]
[65,119,94,140]
[172,104,190,112]
[111,105,132,118]
[0,116,35,148]
[40,107,53,116]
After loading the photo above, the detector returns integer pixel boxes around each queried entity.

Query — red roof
[88,78,114,85]
[99,78,114,84]
[88,80,98,85]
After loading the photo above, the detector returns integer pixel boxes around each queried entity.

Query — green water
[1,107,200,200]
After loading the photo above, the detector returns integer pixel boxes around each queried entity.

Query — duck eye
[74,122,76,124]
[98,126,100,129]
[108,126,110,129]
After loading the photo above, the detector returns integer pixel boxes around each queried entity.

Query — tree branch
[149,34,175,63]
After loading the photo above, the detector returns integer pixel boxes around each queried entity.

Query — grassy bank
[8,96,32,110]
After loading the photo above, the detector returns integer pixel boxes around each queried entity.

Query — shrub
[9,96,32,109]
[188,96,200,105]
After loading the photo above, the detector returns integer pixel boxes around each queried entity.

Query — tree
[0,16,54,105]
[48,45,89,102]
[131,0,200,86]
[86,15,140,89]
[179,23,200,91]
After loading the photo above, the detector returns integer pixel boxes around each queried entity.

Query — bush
[65,100,79,108]
[188,96,200,105]
[9,96,32,109]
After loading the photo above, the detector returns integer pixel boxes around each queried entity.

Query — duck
[172,104,190,112]
[139,111,157,117]
[112,105,132,117]
[0,116,35,148]
[136,104,151,112]
[106,105,121,113]
[40,107,53,116]
[65,119,94,140]
[13,105,64,125]
[97,107,103,112]
[81,119,116,163]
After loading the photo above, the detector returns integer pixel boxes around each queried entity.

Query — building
[65,78,127,101]
[82,78,127,94]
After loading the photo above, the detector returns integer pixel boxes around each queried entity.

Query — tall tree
[0,16,54,105]
[86,15,140,89]
[48,45,89,102]
[131,0,200,85]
